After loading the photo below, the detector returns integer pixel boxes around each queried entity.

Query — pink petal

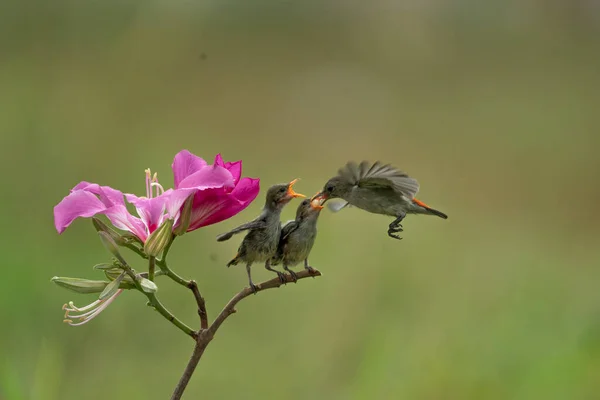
[187,177,260,230]
[54,190,108,233]
[230,177,260,204]
[177,164,235,191]
[71,182,126,208]
[124,194,168,234]
[213,154,242,185]
[166,188,197,219]
[172,150,208,188]
[103,205,148,242]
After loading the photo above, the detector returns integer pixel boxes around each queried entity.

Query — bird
[271,196,324,282]
[217,179,305,292]
[313,161,447,239]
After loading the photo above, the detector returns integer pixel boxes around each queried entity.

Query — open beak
[311,191,328,203]
[286,179,306,199]
[310,192,325,210]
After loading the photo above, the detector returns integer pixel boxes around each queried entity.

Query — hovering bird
[217,180,305,292]
[313,161,447,239]
[271,196,324,282]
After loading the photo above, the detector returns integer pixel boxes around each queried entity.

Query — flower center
[145,168,165,198]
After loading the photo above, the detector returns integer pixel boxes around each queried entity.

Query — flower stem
[161,235,176,263]
[148,256,156,281]
[146,292,195,338]
[157,261,209,330]
[120,264,195,338]
[157,261,189,286]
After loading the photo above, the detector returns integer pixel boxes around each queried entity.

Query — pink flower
[171,151,260,231]
[53,150,260,240]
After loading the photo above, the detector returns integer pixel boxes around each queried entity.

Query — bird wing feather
[216,219,267,242]
[338,161,420,198]
[280,220,299,241]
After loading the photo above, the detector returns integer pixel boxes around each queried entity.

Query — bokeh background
[2,1,600,399]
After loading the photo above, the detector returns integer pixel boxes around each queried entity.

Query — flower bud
[143,219,174,257]
[173,195,194,236]
[98,231,128,266]
[138,277,158,294]
[51,277,109,294]
[92,217,127,246]
[99,272,125,301]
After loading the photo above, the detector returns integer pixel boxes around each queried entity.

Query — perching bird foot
[287,270,298,283]
[250,283,259,294]
[275,272,287,285]
[305,265,317,277]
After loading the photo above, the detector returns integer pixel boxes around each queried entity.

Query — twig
[157,261,208,330]
[122,265,196,338]
[146,292,196,338]
[171,269,321,400]
[188,280,208,330]
[170,333,210,400]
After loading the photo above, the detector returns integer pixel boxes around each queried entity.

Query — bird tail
[227,253,240,267]
[412,198,448,219]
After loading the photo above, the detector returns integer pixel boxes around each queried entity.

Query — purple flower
[53,150,260,241]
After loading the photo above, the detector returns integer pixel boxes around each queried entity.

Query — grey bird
[271,196,324,282]
[217,179,305,292]
[313,161,447,239]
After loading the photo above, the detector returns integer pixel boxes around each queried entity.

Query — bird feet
[249,282,259,294]
[305,265,317,277]
[387,228,403,240]
[388,221,403,240]
[274,271,287,284]
[284,268,298,283]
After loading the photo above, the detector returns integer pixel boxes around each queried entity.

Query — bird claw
[387,230,403,240]
[305,265,317,277]
[388,224,403,233]
[250,283,259,294]
[288,270,298,283]
[276,272,287,285]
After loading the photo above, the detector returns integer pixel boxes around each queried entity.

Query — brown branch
[170,268,321,400]
[209,269,321,336]
[187,280,208,330]
[170,335,209,400]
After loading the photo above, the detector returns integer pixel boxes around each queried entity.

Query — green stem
[157,261,190,286]
[148,257,156,281]
[124,243,148,259]
[121,265,195,338]
[161,235,176,264]
[146,293,195,338]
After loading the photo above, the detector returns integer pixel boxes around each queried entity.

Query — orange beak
[310,192,324,210]
[286,179,306,199]
[311,191,327,203]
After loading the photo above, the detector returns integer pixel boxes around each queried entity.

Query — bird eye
[279,187,286,193]
[326,185,334,193]
[302,199,309,206]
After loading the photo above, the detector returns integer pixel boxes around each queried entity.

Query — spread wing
[338,161,419,198]
[216,219,266,242]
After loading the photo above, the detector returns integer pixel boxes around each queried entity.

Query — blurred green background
[2,0,600,399]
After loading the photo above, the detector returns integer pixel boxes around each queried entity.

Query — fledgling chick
[217,180,305,292]
[314,161,447,239]
[271,196,324,282]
